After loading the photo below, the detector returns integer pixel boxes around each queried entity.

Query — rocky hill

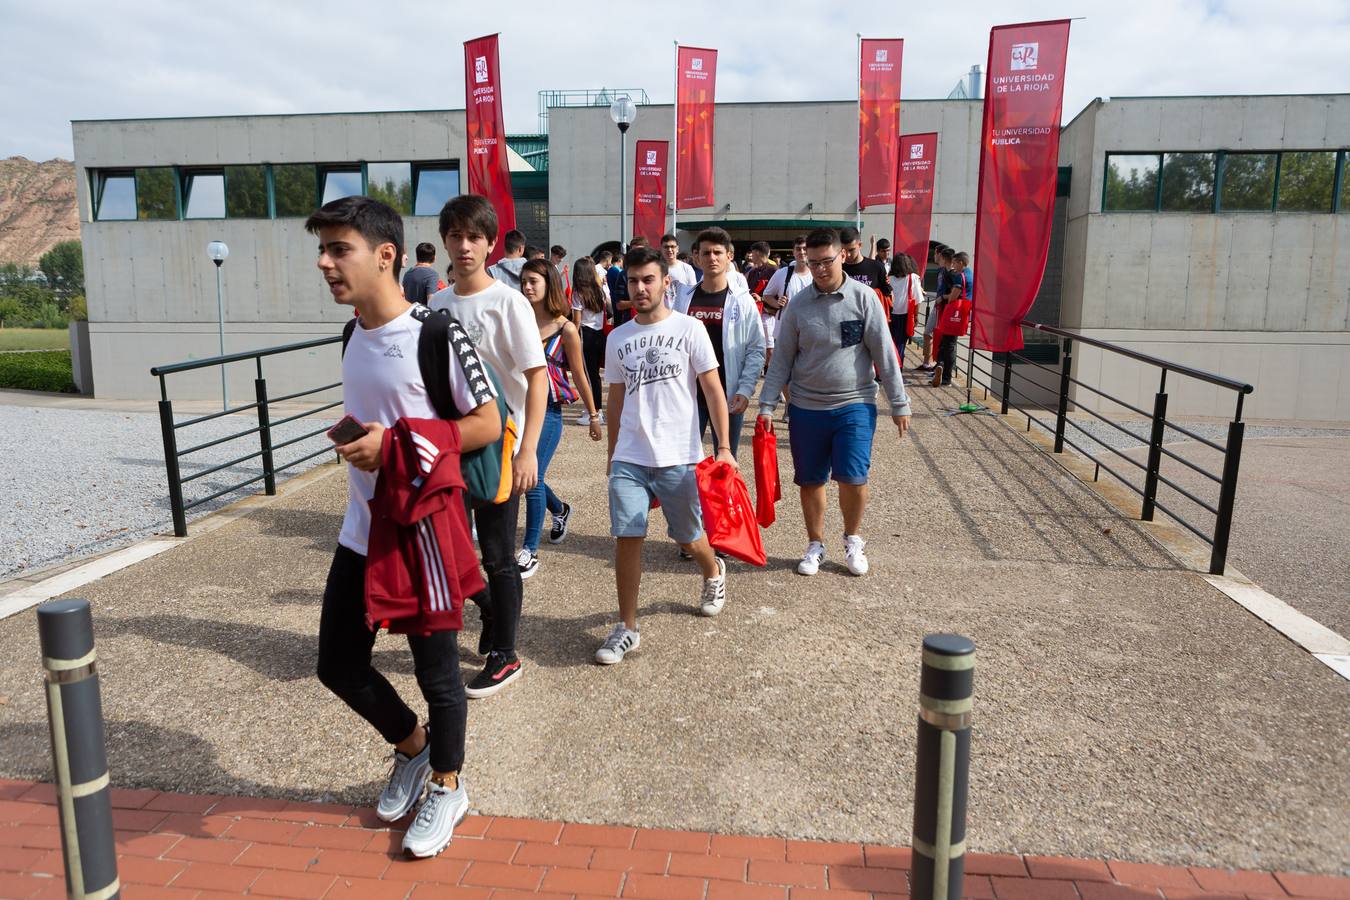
[0,157,80,267]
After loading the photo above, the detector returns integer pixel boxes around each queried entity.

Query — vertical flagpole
[672,41,679,238]
[856,33,863,234]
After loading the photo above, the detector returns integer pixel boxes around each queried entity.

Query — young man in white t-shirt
[309,196,501,859]
[660,232,697,306]
[430,195,548,699]
[760,235,813,405]
[595,246,737,665]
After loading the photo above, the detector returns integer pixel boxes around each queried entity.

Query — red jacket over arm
[365,418,484,635]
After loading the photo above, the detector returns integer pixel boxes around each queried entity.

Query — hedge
[0,350,77,393]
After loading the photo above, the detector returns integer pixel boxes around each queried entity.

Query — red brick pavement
[0,779,1346,900]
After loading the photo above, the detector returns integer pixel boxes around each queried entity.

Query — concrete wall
[1057,96,1350,420]
[73,111,466,399]
[546,99,983,257]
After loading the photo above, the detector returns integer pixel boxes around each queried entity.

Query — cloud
[1,0,1346,161]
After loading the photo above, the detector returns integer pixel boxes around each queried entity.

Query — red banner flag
[675,46,717,210]
[971,21,1071,351]
[858,38,904,210]
[633,140,669,247]
[464,34,516,264]
[893,132,938,268]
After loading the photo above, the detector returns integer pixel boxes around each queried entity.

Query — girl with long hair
[570,256,609,425]
[888,254,923,366]
[515,259,602,578]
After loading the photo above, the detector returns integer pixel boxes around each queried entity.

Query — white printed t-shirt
[605,311,718,468]
[430,279,546,456]
[338,305,497,556]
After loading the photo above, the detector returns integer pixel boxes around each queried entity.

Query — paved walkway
[1,383,1347,879]
[3,780,1347,900]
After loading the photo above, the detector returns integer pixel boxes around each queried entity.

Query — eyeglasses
[805,252,840,269]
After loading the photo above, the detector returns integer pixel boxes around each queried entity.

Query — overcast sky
[3,0,1347,161]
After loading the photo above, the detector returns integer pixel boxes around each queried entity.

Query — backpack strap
[411,303,498,421]
[340,317,358,357]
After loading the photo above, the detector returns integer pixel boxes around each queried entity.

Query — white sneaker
[699,556,727,616]
[844,535,869,576]
[595,623,640,665]
[402,777,469,858]
[595,411,606,425]
[577,412,591,426]
[376,737,431,822]
[797,541,825,576]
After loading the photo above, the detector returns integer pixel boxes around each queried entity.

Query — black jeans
[467,492,522,655]
[937,335,958,384]
[581,326,605,413]
[316,546,465,773]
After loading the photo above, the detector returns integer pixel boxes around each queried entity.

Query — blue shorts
[608,461,704,544]
[787,403,877,486]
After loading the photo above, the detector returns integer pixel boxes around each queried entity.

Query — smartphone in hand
[327,414,369,445]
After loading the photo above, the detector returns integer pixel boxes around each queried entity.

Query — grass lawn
[0,327,68,351]
[0,350,76,393]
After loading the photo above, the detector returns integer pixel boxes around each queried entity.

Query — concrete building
[1057,95,1350,421]
[72,94,1350,419]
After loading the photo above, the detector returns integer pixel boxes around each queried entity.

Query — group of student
[308,190,935,861]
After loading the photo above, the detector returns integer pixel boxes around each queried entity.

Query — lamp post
[207,240,229,409]
[610,95,637,253]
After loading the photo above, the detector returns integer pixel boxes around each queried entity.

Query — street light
[207,240,229,409]
[609,95,637,253]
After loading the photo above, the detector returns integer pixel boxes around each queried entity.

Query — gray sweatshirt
[489,256,526,290]
[758,275,910,417]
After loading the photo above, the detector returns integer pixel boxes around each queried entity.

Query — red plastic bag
[695,457,767,567]
[938,297,972,337]
[752,418,781,528]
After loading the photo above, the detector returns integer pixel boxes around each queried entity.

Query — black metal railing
[150,336,343,536]
[951,322,1254,576]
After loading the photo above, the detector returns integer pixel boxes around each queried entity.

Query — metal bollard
[911,634,974,900]
[37,599,120,900]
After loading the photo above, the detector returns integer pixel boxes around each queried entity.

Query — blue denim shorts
[787,403,877,486]
[608,461,704,544]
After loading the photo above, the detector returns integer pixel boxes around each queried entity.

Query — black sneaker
[464,651,522,699]
[515,548,539,580]
[678,548,693,561]
[548,502,572,544]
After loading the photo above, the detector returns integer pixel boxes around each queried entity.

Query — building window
[225,165,268,218]
[273,164,318,217]
[183,171,226,219]
[1219,153,1277,211]
[413,165,460,216]
[1160,153,1215,212]
[367,162,412,214]
[1340,151,1350,213]
[1103,154,1159,211]
[1276,151,1336,212]
[94,171,136,221]
[321,167,362,205]
[135,167,178,220]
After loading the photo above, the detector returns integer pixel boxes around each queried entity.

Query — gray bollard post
[37,599,120,900]
[911,634,974,900]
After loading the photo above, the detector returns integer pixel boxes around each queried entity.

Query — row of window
[91,162,462,222]
[1104,150,1350,214]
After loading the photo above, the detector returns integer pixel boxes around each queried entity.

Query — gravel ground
[0,403,334,578]
[0,384,1345,874]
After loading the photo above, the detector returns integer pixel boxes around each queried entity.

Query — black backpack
[342,304,515,507]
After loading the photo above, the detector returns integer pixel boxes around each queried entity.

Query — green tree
[0,296,20,327]
[39,240,84,301]
[0,262,60,324]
